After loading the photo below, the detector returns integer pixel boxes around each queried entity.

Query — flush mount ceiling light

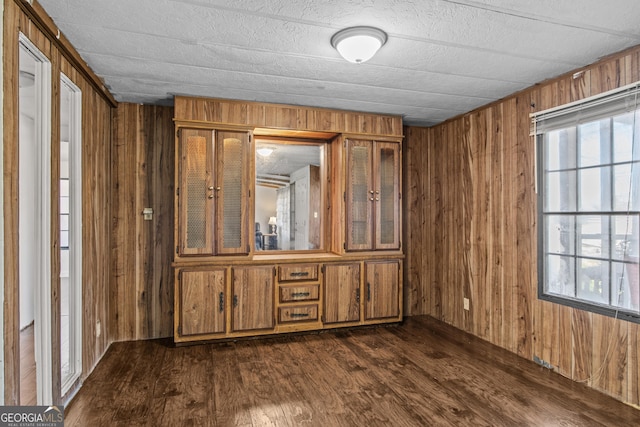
[331,26,387,64]
[257,147,274,157]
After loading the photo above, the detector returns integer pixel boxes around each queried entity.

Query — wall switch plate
[143,207,153,221]
[463,298,470,311]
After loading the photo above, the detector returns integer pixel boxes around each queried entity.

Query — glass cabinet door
[178,129,215,255]
[178,128,250,256]
[374,142,400,250]
[345,139,400,251]
[346,140,374,250]
[216,131,250,254]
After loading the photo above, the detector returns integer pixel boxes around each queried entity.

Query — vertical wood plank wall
[404,46,640,407]
[111,104,175,341]
[3,0,114,403]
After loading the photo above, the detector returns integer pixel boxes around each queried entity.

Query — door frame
[59,73,82,396]
[19,33,53,405]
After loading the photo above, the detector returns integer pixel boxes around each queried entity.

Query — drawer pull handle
[290,312,310,318]
[291,292,310,298]
[290,272,310,277]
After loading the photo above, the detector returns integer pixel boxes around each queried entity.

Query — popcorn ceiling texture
[39,0,640,126]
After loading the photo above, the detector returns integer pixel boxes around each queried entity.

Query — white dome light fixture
[257,147,274,157]
[331,26,387,64]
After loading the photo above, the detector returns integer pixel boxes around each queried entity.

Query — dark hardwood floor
[65,316,640,426]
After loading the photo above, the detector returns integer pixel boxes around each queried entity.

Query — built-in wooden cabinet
[277,264,321,328]
[177,268,226,337]
[173,97,403,344]
[323,263,361,324]
[345,139,401,251]
[177,127,251,257]
[231,266,275,332]
[364,260,401,320]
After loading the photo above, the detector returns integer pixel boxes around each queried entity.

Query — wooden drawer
[278,305,319,323]
[278,264,318,282]
[280,284,320,303]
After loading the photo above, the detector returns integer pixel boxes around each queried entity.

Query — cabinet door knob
[215,186,221,191]
[208,186,214,190]
[208,194,214,199]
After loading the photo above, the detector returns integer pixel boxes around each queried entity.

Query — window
[535,84,640,323]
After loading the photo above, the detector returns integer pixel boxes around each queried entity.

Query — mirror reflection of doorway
[19,35,53,405]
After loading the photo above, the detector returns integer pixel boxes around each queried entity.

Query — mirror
[255,139,325,251]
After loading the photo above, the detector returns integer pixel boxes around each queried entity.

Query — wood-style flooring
[20,323,36,406]
[65,316,640,426]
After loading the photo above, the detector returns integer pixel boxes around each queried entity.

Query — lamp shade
[331,26,387,64]
[268,216,277,225]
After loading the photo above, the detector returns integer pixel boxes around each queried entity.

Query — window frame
[535,84,640,324]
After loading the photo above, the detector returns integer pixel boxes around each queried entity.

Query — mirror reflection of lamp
[268,216,277,234]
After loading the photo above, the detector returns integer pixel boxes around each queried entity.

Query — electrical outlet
[463,298,470,311]
[96,319,101,337]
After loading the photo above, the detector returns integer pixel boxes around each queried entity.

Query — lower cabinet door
[179,268,226,336]
[232,266,275,332]
[364,260,400,320]
[323,263,361,324]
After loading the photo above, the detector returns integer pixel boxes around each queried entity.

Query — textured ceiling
[38,0,640,126]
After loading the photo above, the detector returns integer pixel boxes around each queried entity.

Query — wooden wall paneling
[592,58,623,94]
[444,122,455,328]
[402,127,425,316]
[136,105,151,337]
[82,88,112,376]
[626,51,640,84]
[111,103,136,340]
[571,309,593,383]
[460,115,473,333]
[422,128,434,318]
[492,104,506,348]
[514,89,536,360]
[454,119,466,331]
[143,106,175,338]
[469,111,486,339]
[3,0,21,405]
[111,104,175,342]
[442,123,454,326]
[501,98,518,354]
[592,316,627,399]
[429,126,443,320]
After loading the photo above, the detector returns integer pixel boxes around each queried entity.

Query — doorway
[19,35,53,405]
